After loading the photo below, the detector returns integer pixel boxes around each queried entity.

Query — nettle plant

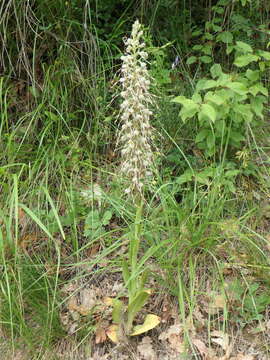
[173,41,269,190]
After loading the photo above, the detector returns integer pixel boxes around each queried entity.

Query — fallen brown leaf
[95,326,107,344]
[137,336,157,360]
[211,330,229,351]
[192,338,209,359]
[230,354,254,360]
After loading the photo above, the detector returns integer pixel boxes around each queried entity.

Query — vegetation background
[1,0,270,359]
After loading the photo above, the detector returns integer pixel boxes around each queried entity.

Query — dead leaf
[159,324,185,353]
[193,307,205,326]
[137,336,157,360]
[19,233,39,251]
[208,293,226,314]
[130,314,160,336]
[67,295,78,312]
[18,207,27,229]
[192,338,209,359]
[230,355,254,360]
[67,289,97,316]
[106,324,119,343]
[78,288,97,315]
[95,326,107,344]
[211,330,229,351]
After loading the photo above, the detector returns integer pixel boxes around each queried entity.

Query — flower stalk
[117,19,155,197]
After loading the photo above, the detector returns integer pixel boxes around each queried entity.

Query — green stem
[129,198,143,299]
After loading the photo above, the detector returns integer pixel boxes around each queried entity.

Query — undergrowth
[1,0,270,359]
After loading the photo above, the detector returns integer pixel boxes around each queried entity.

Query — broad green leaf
[215,6,224,14]
[204,32,214,40]
[204,92,224,105]
[249,84,268,97]
[172,96,195,107]
[230,131,245,143]
[234,54,259,67]
[235,41,253,53]
[233,104,252,119]
[176,169,193,184]
[207,133,215,149]
[180,106,198,122]
[215,120,226,134]
[210,63,222,78]
[130,314,160,336]
[174,97,199,121]
[196,79,208,91]
[186,56,197,65]
[259,61,265,71]
[216,73,231,86]
[226,45,234,55]
[250,96,265,118]
[192,93,202,103]
[200,103,216,122]
[212,24,222,32]
[200,56,212,64]
[199,80,217,90]
[202,44,212,55]
[85,210,100,229]
[196,129,210,143]
[245,69,260,81]
[226,82,247,95]
[257,50,270,60]
[195,173,211,185]
[102,210,112,225]
[192,30,202,37]
[216,31,233,43]
[193,44,203,51]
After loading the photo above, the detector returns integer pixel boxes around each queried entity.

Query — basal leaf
[130,314,160,336]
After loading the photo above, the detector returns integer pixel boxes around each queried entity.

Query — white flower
[116,20,156,197]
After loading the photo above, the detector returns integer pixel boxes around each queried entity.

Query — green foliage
[173,46,269,159]
[84,209,113,238]
[1,0,270,357]
[228,279,270,324]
